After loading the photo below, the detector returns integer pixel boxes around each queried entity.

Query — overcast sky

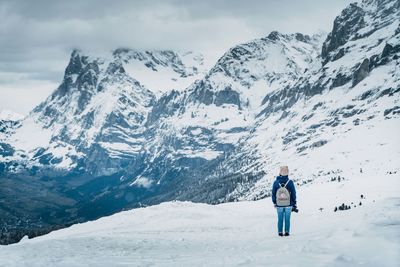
[0,0,356,115]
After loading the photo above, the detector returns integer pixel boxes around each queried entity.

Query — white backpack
[276,180,291,206]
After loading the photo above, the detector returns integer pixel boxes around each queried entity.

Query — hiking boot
[284,232,290,236]
[278,233,283,237]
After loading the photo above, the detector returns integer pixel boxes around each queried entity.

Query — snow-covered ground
[1,167,399,267]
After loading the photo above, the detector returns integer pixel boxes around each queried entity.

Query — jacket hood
[276,175,289,181]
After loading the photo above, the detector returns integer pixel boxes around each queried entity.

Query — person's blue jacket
[272,175,297,207]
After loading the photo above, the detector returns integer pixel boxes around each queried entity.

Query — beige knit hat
[279,166,289,176]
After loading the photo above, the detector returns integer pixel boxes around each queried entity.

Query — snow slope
[116,49,207,97]
[208,0,400,202]
[0,165,398,267]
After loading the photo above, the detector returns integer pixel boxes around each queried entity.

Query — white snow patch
[10,117,52,153]
[130,176,153,188]
[190,128,202,136]
[177,149,222,160]
[99,142,141,155]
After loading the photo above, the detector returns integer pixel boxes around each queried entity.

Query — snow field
[0,169,399,267]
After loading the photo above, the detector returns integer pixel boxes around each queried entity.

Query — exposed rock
[311,140,328,148]
[352,58,370,87]
[383,106,400,116]
[322,3,365,63]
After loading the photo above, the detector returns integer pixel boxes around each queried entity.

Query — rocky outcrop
[352,58,370,87]
[322,3,365,63]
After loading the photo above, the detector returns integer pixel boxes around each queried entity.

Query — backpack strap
[284,179,291,188]
[278,179,291,188]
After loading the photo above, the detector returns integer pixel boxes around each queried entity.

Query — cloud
[0,0,357,114]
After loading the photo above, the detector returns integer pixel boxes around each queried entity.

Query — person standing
[272,166,297,236]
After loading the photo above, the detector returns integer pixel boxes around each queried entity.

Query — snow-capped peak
[114,48,207,97]
[180,30,326,113]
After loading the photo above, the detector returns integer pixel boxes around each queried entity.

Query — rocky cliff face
[1,0,399,245]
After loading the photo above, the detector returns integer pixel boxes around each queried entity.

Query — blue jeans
[276,206,292,233]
